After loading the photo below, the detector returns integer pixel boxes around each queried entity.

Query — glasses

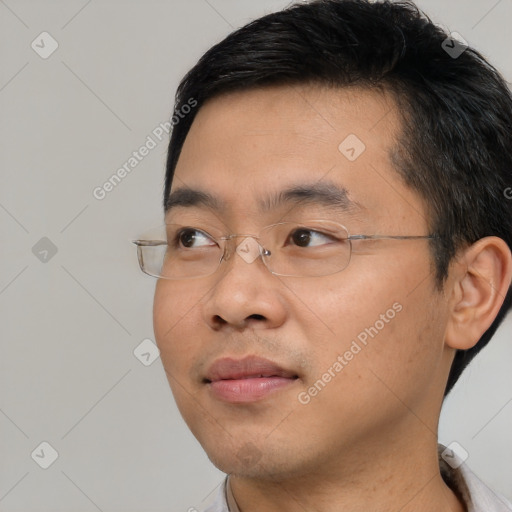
[132,220,436,279]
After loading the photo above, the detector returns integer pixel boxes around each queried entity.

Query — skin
[153,84,512,512]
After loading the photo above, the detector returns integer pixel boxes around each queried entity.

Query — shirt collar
[225,475,241,512]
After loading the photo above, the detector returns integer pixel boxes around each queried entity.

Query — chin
[200,433,311,481]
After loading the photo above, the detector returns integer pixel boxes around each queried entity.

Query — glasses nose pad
[221,239,233,262]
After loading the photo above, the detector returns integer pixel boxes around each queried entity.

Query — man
[133,0,512,510]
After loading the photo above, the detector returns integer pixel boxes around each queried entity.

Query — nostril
[248,314,265,321]
[212,315,228,327]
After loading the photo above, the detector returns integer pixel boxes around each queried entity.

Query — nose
[201,236,287,331]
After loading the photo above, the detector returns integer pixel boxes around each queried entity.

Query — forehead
[170,84,427,231]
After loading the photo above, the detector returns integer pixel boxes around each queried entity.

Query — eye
[288,228,336,248]
[175,228,216,249]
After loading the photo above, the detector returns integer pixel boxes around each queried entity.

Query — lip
[204,356,299,403]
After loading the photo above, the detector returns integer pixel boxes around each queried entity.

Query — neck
[229,438,466,512]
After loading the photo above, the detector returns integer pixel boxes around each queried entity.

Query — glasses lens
[261,221,351,277]
[138,224,223,279]
[137,242,167,278]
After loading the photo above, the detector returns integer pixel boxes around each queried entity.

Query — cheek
[153,281,201,376]
[289,288,446,445]
[292,249,444,394]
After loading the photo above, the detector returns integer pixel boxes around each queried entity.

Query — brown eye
[289,228,335,248]
[291,229,312,247]
[177,228,215,249]
[179,229,197,248]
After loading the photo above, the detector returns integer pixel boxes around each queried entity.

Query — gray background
[1,0,511,510]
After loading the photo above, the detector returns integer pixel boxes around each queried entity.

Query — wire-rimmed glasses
[132,220,436,279]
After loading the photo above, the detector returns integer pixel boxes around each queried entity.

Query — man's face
[153,85,454,478]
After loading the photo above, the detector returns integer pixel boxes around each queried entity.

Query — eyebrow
[164,181,363,215]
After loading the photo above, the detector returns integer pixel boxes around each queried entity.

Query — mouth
[203,356,299,403]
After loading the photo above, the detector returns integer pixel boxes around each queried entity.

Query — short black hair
[163,0,512,395]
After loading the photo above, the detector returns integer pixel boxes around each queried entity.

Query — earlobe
[445,237,512,351]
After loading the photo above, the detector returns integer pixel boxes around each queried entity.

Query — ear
[445,236,512,350]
